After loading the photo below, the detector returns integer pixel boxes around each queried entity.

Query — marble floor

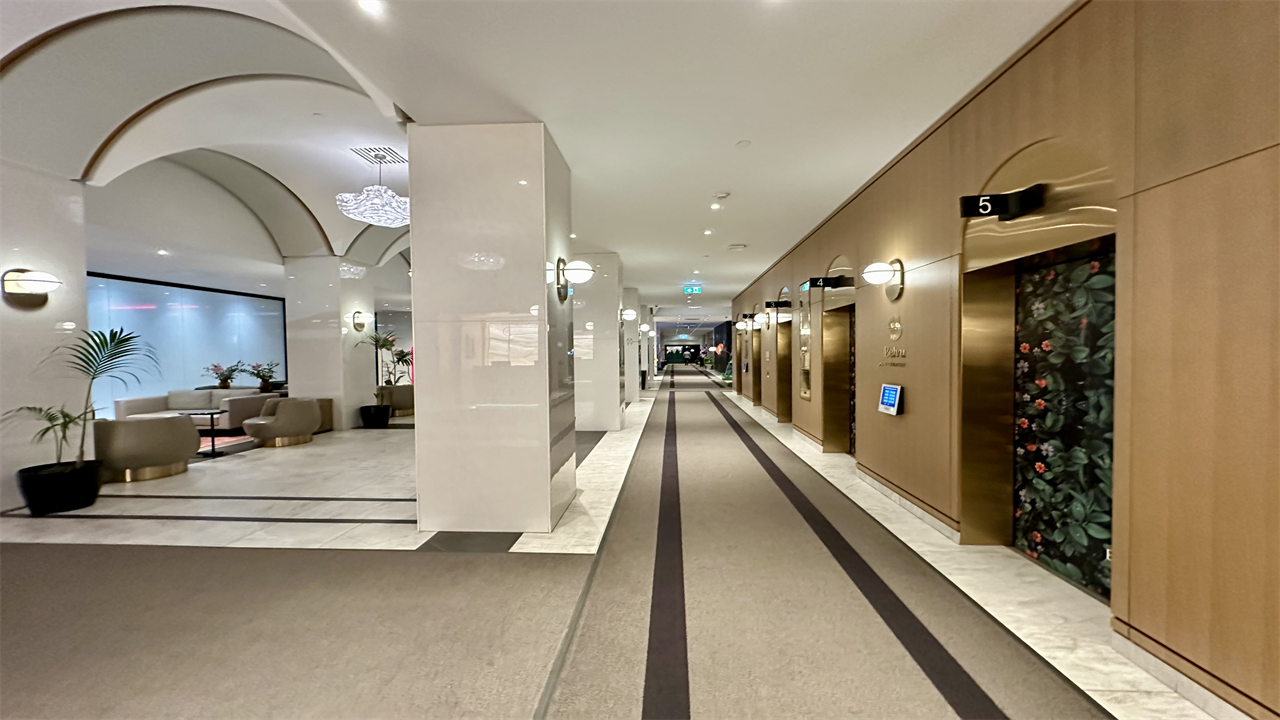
[721,390,1221,720]
[0,403,654,554]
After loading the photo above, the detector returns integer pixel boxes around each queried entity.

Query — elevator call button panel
[878,384,904,415]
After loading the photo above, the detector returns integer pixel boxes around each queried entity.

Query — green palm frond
[56,328,160,386]
[357,331,398,352]
[1,405,87,464]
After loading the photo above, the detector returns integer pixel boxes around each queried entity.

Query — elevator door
[750,329,762,405]
[776,321,792,422]
[848,310,856,456]
[1013,238,1116,598]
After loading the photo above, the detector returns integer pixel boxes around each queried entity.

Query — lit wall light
[862,259,905,301]
[735,321,747,330]
[351,310,369,332]
[648,330,656,337]
[564,260,595,284]
[621,309,638,321]
[639,323,650,332]
[754,312,766,324]
[2,269,62,310]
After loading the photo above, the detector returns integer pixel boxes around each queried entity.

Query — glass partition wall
[87,273,286,418]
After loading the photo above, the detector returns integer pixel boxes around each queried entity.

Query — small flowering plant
[1012,240,1116,598]
[248,361,280,382]
[203,361,246,384]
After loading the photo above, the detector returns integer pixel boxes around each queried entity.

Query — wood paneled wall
[732,2,1279,716]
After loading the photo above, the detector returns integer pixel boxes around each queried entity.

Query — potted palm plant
[356,331,397,428]
[389,348,413,385]
[3,329,158,516]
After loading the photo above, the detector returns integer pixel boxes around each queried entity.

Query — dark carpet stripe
[418,531,523,553]
[95,494,415,502]
[705,391,1008,720]
[642,390,690,720]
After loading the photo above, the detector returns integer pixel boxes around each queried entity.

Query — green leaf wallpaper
[1014,239,1116,597]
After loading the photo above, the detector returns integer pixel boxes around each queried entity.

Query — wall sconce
[639,323,650,332]
[351,310,369,332]
[648,330,657,337]
[735,321,747,330]
[862,259,904,301]
[554,258,595,302]
[2,269,62,309]
[622,308,638,322]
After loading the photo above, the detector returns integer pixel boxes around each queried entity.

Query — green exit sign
[684,286,702,294]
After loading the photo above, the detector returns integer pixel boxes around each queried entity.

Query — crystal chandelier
[336,153,410,228]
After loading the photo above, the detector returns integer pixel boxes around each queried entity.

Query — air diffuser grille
[351,147,407,165]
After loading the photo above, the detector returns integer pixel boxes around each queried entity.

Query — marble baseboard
[852,466,962,543]
[718,390,1214,720]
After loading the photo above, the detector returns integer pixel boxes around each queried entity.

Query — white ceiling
[281,0,1073,322]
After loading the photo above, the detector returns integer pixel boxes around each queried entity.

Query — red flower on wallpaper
[1080,317,1088,328]
[1035,379,1047,388]
[1046,270,1055,280]
[1020,343,1031,353]
[1015,509,1022,518]
[1031,531,1043,542]
[1041,340,1052,351]
[1019,418,1030,428]
[1035,399,1046,409]
[1090,261,1100,273]
[1027,550,1039,559]
[1035,462,1047,473]
[1026,444,1037,452]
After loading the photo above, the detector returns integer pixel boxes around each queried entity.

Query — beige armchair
[243,398,322,447]
[94,416,200,482]
[115,389,277,430]
[376,384,414,416]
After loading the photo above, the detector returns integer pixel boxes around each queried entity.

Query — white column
[622,287,640,403]
[641,305,655,388]
[0,162,90,506]
[283,257,375,430]
[572,252,623,431]
[409,122,576,532]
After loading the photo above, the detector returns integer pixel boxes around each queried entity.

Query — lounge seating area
[376,384,414,416]
[94,415,201,483]
[115,389,278,431]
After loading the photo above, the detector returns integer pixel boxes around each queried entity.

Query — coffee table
[175,410,229,457]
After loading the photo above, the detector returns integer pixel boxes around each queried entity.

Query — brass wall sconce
[2,269,62,309]
[862,259,905,301]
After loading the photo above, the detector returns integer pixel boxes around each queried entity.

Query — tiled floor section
[1,402,654,555]
[721,390,1216,720]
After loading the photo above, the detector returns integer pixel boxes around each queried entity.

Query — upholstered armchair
[242,398,323,447]
[94,416,200,482]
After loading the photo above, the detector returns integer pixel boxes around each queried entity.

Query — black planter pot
[16,461,101,517]
[360,405,392,429]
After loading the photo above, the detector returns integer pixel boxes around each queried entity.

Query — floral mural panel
[1014,237,1116,598]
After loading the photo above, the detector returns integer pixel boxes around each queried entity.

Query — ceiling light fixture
[518,180,528,185]
[339,261,367,280]
[703,229,713,236]
[156,249,169,255]
[728,244,747,252]
[336,153,410,228]
[357,0,385,17]
[710,203,721,211]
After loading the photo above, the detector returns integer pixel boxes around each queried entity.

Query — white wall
[623,287,640,404]
[84,159,285,296]
[0,162,91,506]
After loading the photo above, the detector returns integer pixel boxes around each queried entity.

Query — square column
[623,287,641,403]
[572,252,623,431]
[283,257,375,430]
[409,123,576,532]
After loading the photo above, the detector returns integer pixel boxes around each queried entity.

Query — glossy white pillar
[0,162,90,506]
[408,122,576,532]
[283,257,376,430]
[641,305,655,388]
[572,252,623,431]
[622,287,640,403]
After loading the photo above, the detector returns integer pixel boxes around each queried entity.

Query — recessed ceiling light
[728,244,747,251]
[703,230,713,236]
[357,0,386,17]
[156,249,169,255]
[693,270,700,274]
[259,283,267,287]
[736,140,752,149]
[518,180,528,185]
[569,233,577,239]
[710,203,721,211]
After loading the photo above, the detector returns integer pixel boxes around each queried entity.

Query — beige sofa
[243,398,322,447]
[115,389,278,430]
[94,416,200,482]
[376,384,414,416]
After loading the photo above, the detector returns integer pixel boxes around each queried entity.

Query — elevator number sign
[878,384,904,415]
[684,286,702,294]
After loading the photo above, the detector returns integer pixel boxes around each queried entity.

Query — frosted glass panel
[88,276,286,418]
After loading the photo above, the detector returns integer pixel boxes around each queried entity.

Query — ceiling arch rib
[344,225,411,267]
[0,5,365,179]
[167,149,333,258]
[379,233,413,267]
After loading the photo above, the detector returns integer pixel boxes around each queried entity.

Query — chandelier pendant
[336,152,410,228]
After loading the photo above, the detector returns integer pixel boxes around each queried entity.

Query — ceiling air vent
[351,147,407,165]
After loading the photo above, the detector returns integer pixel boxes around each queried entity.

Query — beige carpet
[1,545,591,719]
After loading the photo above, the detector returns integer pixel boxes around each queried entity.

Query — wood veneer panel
[790,238,828,443]
[1135,1,1280,193]
[1130,148,1279,711]
[855,255,960,520]
[950,0,1135,199]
